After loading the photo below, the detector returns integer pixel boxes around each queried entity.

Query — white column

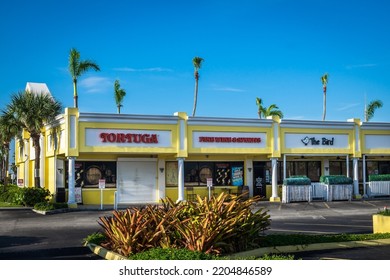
[67,157,76,205]
[271,158,280,201]
[346,154,350,178]
[353,158,360,197]
[283,154,287,180]
[158,159,166,200]
[177,158,185,202]
[245,159,253,197]
[362,155,367,196]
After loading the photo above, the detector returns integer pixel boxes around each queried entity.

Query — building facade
[15,108,390,206]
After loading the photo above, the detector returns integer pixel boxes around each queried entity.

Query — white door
[117,159,157,203]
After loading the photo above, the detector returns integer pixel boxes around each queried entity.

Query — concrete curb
[85,242,127,260]
[86,238,390,260]
[230,238,390,258]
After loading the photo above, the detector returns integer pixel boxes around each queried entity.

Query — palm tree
[0,110,19,191]
[321,73,329,121]
[114,80,126,114]
[192,56,204,117]
[68,48,100,108]
[256,97,284,119]
[365,99,383,122]
[7,91,62,187]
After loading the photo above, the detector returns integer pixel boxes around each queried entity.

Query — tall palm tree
[192,56,204,117]
[321,73,329,121]
[114,80,126,114]
[7,91,62,187]
[256,97,284,119]
[68,48,100,108]
[365,99,383,122]
[0,110,19,190]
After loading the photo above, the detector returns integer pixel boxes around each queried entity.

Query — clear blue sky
[1,0,389,121]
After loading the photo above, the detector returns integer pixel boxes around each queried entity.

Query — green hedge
[369,174,390,182]
[320,175,353,185]
[283,176,311,186]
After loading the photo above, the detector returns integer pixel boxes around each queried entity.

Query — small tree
[114,80,126,114]
[192,56,204,117]
[321,73,329,121]
[365,99,383,122]
[69,48,100,108]
[256,97,283,119]
[7,91,62,187]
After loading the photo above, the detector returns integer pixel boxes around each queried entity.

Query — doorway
[253,162,266,197]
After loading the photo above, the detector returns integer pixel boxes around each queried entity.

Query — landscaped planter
[320,176,353,202]
[373,214,390,233]
[367,174,390,198]
[282,177,311,203]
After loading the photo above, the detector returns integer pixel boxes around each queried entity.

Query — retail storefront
[15,108,390,206]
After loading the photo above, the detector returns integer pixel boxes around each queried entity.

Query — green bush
[369,174,390,182]
[283,176,311,185]
[320,175,352,185]
[34,202,68,211]
[129,248,221,260]
[97,193,270,257]
[0,184,21,204]
[84,232,106,245]
[17,187,52,207]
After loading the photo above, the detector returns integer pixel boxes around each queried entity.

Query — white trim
[117,157,158,162]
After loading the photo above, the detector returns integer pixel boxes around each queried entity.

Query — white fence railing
[367,181,390,197]
[282,183,353,203]
[282,185,311,203]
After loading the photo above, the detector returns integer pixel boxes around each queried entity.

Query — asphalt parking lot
[0,198,389,260]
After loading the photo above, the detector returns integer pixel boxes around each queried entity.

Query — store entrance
[253,162,266,197]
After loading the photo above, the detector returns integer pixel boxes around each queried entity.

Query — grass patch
[0,201,23,207]
[261,233,390,247]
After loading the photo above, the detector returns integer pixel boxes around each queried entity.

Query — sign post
[207,178,213,200]
[98,179,106,210]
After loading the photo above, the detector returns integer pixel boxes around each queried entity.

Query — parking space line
[363,200,379,207]
[283,222,372,228]
[323,202,330,209]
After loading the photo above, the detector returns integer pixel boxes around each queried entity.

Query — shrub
[369,174,390,182]
[97,193,270,257]
[320,175,352,185]
[84,232,106,245]
[283,176,311,186]
[0,184,21,204]
[17,187,52,207]
[128,248,221,260]
[34,202,68,211]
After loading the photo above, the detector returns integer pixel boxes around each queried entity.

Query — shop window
[182,161,244,186]
[280,161,321,182]
[65,161,117,188]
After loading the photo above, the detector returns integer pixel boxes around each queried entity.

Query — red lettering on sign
[99,132,159,144]
[198,136,261,143]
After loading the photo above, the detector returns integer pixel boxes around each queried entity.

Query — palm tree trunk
[4,143,9,190]
[118,106,121,114]
[73,79,78,108]
[32,136,41,187]
[192,75,199,117]
[322,89,327,121]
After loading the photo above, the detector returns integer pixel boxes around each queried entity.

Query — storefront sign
[365,135,390,149]
[100,132,158,144]
[193,131,266,148]
[199,136,261,143]
[85,128,172,147]
[285,133,349,149]
[301,136,334,146]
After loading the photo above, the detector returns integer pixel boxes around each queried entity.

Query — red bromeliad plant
[97,192,270,257]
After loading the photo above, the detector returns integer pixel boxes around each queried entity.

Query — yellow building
[15,107,390,206]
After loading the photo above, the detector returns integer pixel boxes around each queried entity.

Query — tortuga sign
[100,132,158,144]
[85,128,172,147]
